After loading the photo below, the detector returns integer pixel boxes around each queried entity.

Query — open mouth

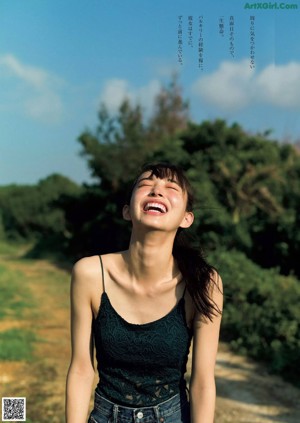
[143,202,167,213]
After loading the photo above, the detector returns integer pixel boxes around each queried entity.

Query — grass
[0,242,65,364]
[0,328,37,360]
[0,262,37,359]
[0,264,34,319]
[0,241,70,422]
[0,239,32,255]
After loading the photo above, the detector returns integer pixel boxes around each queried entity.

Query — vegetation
[0,174,81,240]
[0,259,37,360]
[0,263,34,319]
[0,174,82,260]
[0,250,69,365]
[0,328,37,361]
[0,78,299,384]
[210,249,300,385]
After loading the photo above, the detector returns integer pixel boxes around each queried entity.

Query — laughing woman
[65,162,223,423]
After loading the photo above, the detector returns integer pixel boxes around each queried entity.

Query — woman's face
[123,171,194,232]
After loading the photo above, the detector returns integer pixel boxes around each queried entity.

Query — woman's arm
[65,258,97,423]
[189,274,223,423]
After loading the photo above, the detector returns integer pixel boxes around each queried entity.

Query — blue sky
[1,0,300,185]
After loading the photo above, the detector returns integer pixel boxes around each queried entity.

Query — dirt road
[214,344,300,423]
[1,256,300,422]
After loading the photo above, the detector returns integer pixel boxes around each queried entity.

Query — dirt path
[1,255,300,422]
[214,345,300,423]
[0,256,71,423]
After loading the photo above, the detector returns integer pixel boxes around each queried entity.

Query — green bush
[0,174,81,240]
[210,249,300,386]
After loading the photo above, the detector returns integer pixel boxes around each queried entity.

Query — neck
[123,230,179,288]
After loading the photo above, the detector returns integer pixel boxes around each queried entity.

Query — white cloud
[192,60,300,111]
[192,60,254,110]
[99,78,161,114]
[257,62,300,107]
[0,54,65,123]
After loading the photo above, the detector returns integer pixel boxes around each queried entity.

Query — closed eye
[137,183,152,188]
[167,185,180,191]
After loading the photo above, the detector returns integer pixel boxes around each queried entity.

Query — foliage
[0,239,27,255]
[0,174,82,260]
[2,79,300,277]
[210,249,300,385]
[179,121,300,273]
[71,81,300,384]
[1,78,300,384]
[74,94,300,274]
[78,77,189,191]
[0,174,81,239]
[64,78,190,257]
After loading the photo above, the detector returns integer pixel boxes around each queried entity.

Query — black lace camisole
[93,256,193,407]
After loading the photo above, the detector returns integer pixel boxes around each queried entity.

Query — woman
[65,162,223,423]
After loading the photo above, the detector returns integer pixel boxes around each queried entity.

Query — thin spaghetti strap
[99,255,105,292]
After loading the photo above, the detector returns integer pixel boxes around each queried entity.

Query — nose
[149,184,163,197]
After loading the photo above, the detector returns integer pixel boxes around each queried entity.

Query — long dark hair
[131,162,222,322]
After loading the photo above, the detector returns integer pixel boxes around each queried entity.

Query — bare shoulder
[71,252,125,285]
[98,251,128,275]
[72,255,101,279]
[70,255,103,297]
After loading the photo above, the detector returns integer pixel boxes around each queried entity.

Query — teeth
[144,202,167,213]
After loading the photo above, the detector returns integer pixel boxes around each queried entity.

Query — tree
[0,174,81,240]
[78,76,189,191]
[61,78,190,257]
[66,82,300,277]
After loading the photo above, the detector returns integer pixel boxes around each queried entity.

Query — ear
[122,204,131,221]
[179,211,194,229]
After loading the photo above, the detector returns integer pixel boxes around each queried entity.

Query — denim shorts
[88,390,190,423]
